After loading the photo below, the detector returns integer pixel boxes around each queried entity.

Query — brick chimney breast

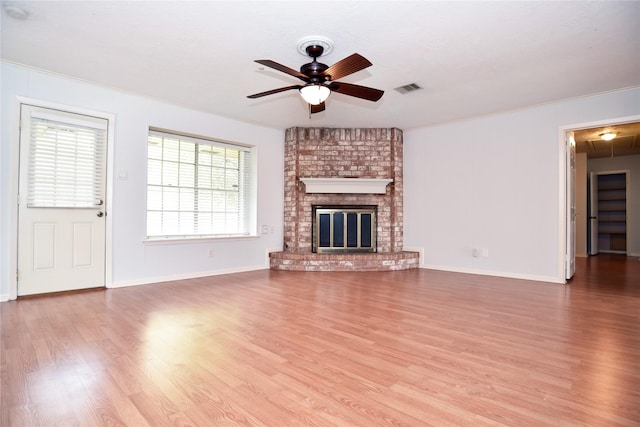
[282,127,403,254]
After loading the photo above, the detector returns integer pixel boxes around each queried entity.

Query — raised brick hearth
[270,127,419,272]
[270,251,419,271]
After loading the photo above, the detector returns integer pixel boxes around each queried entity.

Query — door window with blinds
[146,129,255,238]
[28,112,106,208]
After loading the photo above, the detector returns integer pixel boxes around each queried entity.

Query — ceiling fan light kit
[248,36,384,114]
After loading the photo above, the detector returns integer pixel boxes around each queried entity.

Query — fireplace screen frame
[312,205,377,254]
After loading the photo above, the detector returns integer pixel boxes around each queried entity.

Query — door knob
[97,211,104,217]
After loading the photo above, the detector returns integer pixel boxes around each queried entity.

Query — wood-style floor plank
[2,254,639,426]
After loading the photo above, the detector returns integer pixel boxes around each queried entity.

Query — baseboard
[421,264,564,284]
[109,265,268,289]
[0,292,9,302]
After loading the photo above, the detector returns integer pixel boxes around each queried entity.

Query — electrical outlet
[261,225,269,235]
[472,248,480,257]
[482,248,489,257]
[208,249,214,257]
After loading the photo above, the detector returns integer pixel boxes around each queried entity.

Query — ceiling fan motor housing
[301,45,329,83]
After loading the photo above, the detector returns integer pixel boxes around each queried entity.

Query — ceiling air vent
[394,83,422,94]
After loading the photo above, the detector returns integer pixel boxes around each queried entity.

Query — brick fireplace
[269,127,419,271]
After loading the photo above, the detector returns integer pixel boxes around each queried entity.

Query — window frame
[145,127,257,242]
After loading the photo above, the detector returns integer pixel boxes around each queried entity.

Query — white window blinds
[146,129,254,238]
[27,113,106,208]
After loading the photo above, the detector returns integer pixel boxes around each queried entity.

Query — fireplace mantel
[300,178,393,194]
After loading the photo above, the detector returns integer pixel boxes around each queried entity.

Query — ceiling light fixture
[299,84,330,105]
[600,132,617,141]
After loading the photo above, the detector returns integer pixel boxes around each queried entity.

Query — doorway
[563,117,640,282]
[15,102,113,296]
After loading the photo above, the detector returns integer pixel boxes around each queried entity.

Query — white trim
[7,98,21,300]
[422,264,564,284]
[559,115,640,133]
[557,126,569,283]
[7,96,116,300]
[558,114,640,285]
[149,127,252,151]
[30,110,109,130]
[300,178,392,194]
[109,265,268,289]
[104,109,115,289]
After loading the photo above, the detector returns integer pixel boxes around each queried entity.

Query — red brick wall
[283,127,403,253]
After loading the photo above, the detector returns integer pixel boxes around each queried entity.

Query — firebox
[312,205,377,253]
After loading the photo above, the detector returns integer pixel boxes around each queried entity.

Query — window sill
[144,235,259,245]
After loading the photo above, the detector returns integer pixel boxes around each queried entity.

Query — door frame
[7,97,115,300]
[565,131,576,280]
[558,114,640,283]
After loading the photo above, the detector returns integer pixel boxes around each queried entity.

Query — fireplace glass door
[313,206,377,253]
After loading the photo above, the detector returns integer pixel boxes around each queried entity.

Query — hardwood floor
[2,255,639,426]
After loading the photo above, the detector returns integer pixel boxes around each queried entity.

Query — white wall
[1,63,284,300]
[404,87,640,283]
[588,154,640,257]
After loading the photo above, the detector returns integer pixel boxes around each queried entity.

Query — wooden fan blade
[328,82,384,102]
[247,85,302,99]
[310,102,325,114]
[255,60,309,81]
[324,54,372,81]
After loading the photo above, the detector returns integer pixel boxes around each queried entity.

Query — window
[28,112,107,208]
[146,129,255,239]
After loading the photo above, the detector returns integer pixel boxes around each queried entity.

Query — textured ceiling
[2,1,639,131]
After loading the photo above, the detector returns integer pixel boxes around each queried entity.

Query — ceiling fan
[247,44,384,114]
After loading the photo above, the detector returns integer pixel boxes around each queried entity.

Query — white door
[588,172,599,255]
[566,132,576,280]
[17,105,108,296]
